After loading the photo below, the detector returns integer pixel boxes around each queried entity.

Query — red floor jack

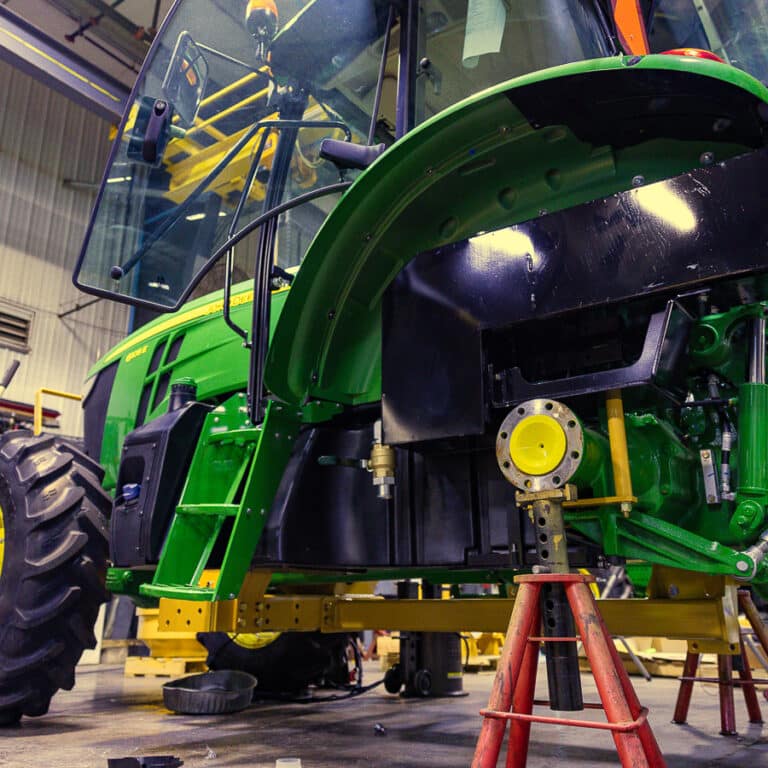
[476,398,666,767]
[673,589,768,735]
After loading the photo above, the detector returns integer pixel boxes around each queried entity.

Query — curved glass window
[417,0,615,124]
[75,0,394,309]
[75,0,616,312]
[648,1,768,84]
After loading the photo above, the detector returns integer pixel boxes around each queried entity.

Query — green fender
[265,55,768,406]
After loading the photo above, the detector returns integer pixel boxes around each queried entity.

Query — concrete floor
[2,662,767,767]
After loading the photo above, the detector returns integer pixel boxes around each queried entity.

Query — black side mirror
[126,97,174,166]
[161,31,209,128]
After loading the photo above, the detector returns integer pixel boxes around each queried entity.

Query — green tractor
[4,0,768,725]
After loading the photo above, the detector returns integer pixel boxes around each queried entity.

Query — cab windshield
[74,0,614,312]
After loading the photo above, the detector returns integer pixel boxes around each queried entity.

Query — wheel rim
[227,632,281,650]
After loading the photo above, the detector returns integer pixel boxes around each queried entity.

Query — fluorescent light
[107,176,132,183]
[185,213,206,221]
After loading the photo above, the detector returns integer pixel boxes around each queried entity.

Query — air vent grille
[0,301,33,353]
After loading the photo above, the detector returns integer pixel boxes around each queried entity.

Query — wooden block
[124,656,207,678]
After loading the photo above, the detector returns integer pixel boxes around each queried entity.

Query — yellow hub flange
[227,631,281,650]
[509,414,567,476]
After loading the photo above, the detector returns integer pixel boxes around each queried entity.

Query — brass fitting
[369,443,395,499]
[369,420,395,499]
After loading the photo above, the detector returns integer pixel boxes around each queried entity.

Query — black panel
[383,147,768,444]
[254,419,587,571]
[111,401,211,566]
[135,384,151,428]
[382,273,484,442]
[261,425,390,567]
[508,66,768,150]
[166,335,184,364]
[152,372,170,411]
[82,361,118,461]
[147,342,165,376]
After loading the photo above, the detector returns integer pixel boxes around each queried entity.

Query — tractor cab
[74,0,618,314]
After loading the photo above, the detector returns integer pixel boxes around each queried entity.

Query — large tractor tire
[0,432,110,725]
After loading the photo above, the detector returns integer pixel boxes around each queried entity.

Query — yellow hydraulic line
[605,389,634,515]
[34,388,83,436]
[578,568,601,598]
[178,71,268,144]
[185,86,271,139]
[198,71,262,110]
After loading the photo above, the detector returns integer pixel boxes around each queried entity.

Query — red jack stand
[472,573,666,768]
[672,589,768,735]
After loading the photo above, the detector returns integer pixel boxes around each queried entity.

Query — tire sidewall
[0,456,24,629]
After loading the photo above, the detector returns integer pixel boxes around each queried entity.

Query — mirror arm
[194,42,262,74]
[368,3,396,146]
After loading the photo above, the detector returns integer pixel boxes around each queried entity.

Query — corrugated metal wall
[0,58,129,437]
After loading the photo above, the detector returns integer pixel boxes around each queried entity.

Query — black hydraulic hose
[206,182,352,271]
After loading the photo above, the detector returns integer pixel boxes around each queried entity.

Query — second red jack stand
[472,573,666,768]
[673,589,768,735]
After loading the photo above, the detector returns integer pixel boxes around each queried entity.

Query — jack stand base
[472,573,666,768]
[673,589,768,735]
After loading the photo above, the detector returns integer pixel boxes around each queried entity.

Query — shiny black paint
[383,147,768,444]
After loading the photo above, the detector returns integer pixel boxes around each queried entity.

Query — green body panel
[92,284,287,489]
[266,55,768,407]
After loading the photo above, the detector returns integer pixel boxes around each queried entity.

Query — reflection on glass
[417,0,613,124]
[648,0,768,84]
[77,0,618,312]
[77,0,392,310]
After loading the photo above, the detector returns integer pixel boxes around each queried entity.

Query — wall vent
[0,300,33,353]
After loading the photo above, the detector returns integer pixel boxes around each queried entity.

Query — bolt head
[736,560,750,572]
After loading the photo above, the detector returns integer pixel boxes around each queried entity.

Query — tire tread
[0,432,109,724]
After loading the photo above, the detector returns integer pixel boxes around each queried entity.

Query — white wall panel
[0,59,129,437]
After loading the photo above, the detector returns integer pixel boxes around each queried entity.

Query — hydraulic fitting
[744,529,768,567]
[368,420,395,500]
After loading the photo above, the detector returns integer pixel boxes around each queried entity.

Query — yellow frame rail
[159,590,741,650]
[33,387,82,435]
